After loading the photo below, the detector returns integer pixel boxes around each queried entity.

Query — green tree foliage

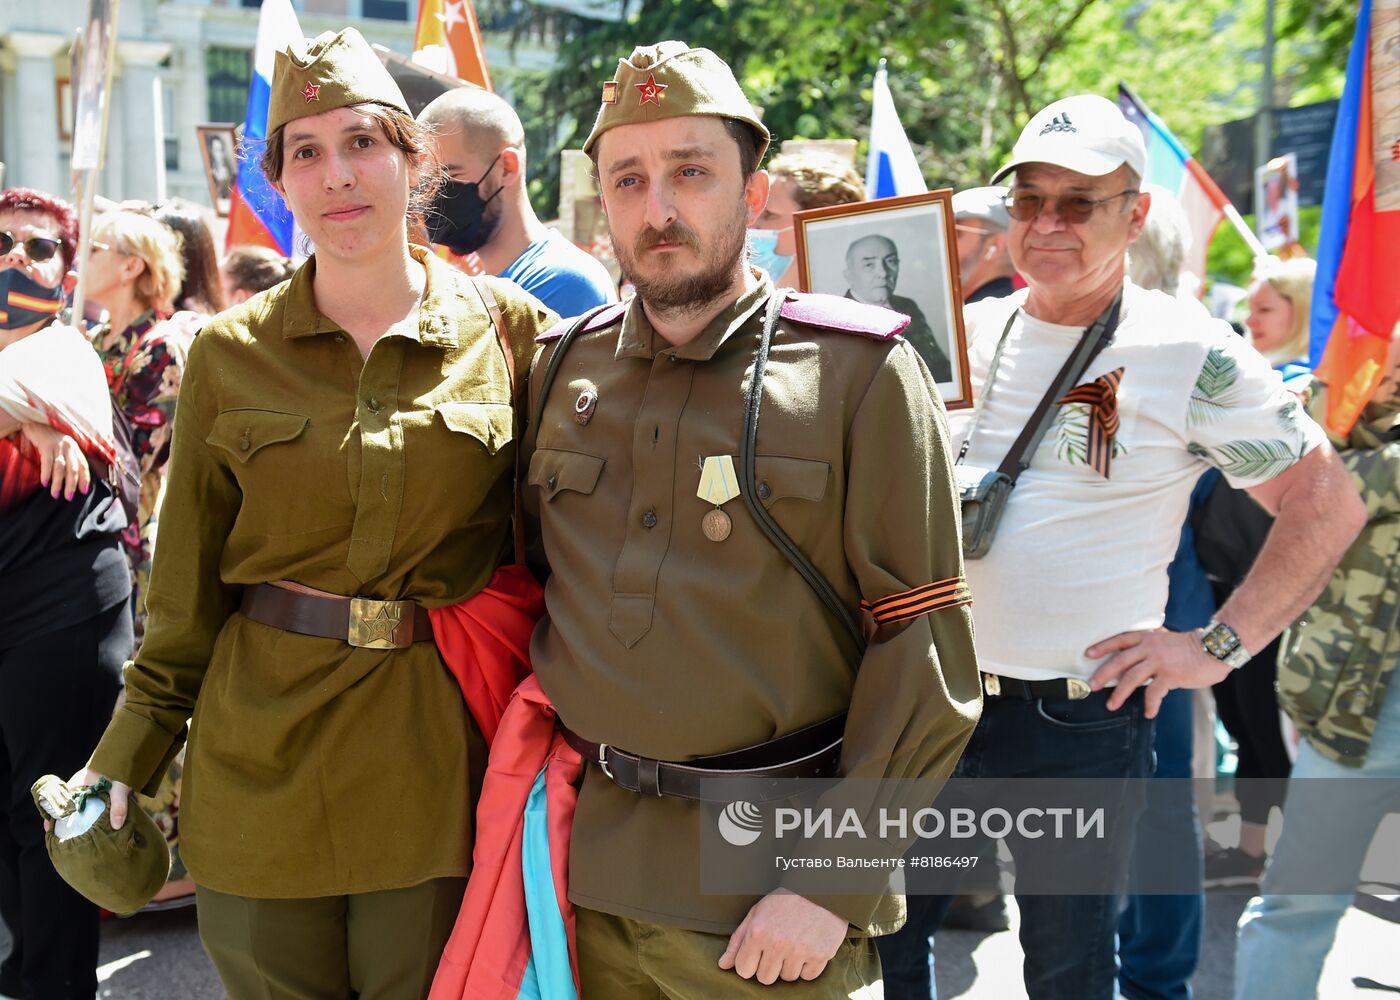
[491,0,1350,286]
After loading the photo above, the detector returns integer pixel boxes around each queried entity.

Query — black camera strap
[532,293,866,658]
[957,292,1123,484]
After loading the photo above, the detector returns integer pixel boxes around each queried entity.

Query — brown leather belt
[240,583,433,650]
[561,714,845,803]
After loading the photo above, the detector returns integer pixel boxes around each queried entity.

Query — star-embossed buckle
[348,597,413,649]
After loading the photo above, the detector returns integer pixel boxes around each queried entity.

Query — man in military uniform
[841,234,950,381]
[524,41,980,995]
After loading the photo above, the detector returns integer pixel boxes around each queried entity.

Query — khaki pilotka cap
[582,41,770,160]
[266,27,410,137]
[32,774,170,915]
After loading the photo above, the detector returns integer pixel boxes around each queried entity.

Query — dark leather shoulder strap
[529,301,619,441]
[996,293,1122,481]
[740,291,868,657]
[471,276,527,566]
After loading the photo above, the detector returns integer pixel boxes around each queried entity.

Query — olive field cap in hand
[32,774,170,915]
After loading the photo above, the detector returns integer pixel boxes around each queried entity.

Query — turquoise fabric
[517,766,576,1000]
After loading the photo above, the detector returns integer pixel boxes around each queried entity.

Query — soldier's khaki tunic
[525,273,982,935]
[88,248,554,897]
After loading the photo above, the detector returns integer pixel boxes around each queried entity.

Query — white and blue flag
[865,60,926,199]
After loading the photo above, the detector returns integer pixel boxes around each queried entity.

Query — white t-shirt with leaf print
[947,281,1327,681]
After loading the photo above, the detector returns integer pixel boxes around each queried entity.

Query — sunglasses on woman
[1003,190,1139,224]
[0,231,63,262]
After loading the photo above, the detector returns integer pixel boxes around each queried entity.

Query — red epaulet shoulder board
[778,292,909,341]
[536,301,628,342]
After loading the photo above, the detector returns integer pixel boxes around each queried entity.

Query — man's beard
[614,205,747,316]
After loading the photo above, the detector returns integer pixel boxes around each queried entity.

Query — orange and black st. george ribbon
[1058,367,1124,479]
[861,576,973,625]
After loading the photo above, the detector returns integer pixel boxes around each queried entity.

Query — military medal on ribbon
[696,455,740,541]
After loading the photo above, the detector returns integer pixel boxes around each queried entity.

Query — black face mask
[0,268,64,330]
[425,155,504,255]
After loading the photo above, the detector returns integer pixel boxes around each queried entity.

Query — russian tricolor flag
[1309,0,1400,435]
[225,0,302,255]
[1118,83,1259,284]
[865,60,926,199]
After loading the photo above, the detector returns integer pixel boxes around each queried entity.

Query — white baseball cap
[952,186,1010,231]
[992,95,1147,185]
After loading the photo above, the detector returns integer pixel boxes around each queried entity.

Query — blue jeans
[1117,688,1203,1000]
[1234,683,1400,999]
[877,687,1154,1000]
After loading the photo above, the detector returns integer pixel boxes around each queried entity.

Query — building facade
[0,0,561,212]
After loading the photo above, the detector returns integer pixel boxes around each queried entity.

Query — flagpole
[1225,203,1268,258]
[1117,82,1268,259]
[70,0,120,329]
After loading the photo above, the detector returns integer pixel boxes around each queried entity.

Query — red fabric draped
[427,567,582,1000]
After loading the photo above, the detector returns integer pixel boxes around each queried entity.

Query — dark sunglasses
[1003,190,1139,224]
[0,231,63,262]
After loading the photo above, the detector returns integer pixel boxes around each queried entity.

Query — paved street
[3,888,1395,998]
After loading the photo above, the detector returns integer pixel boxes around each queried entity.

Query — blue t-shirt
[499,230,615,319]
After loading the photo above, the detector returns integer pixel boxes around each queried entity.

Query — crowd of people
[0,190,298,997]
[0,24,1395,1000]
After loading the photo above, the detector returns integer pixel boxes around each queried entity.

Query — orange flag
[413,0,492,91]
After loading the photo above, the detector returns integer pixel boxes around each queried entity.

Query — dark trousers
[0,603,129,1000]
[877,687,1154,1000]
[1212,636,1290,825]
[1118,688,1204,1000]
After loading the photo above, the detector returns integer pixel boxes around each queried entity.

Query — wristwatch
[1200,618,1251,669]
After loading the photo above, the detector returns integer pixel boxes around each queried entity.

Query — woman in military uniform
[76,29,553,998]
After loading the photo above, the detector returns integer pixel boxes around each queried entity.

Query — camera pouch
[954,465,1014,560]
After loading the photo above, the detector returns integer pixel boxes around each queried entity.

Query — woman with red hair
[0,187,133,1000]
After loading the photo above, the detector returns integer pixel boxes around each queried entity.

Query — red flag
[1311,0,1400,435]
[413,0,492,91]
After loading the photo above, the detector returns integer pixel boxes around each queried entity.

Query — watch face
[1202,623,1241,660]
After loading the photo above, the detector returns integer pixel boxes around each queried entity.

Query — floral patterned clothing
[95,310,190,625]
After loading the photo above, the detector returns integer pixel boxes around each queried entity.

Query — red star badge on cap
[301,81,321,103]
[636,73,667,107]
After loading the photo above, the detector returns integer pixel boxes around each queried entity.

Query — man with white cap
[876,94,1364,999]
[952,186,1016,303]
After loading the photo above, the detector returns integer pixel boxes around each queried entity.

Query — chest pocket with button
[752,456,830,508]
[527,448,605,501]
[434,401,514,456]
[206,408,318,532]
[207,408,309,463]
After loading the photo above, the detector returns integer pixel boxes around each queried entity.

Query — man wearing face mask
[749,153,866,286]
[419,88,616,316]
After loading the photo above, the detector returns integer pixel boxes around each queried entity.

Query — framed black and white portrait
[794,190,972,410]
[197,124,238,218]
